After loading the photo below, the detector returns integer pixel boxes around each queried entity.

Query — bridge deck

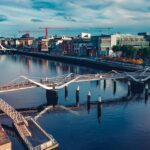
[14,117,58,150]
[0,72,150,93]
[27,119,50,147]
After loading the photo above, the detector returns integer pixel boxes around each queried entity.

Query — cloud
[0,15,8,22]
[64,16,77,22]
[0,0,150,36]
[31,18,43,22]
[31,0,65,11]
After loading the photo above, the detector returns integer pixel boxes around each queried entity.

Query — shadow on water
[46,90,58,106]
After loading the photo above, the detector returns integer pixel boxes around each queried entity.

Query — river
[0,55,150,150]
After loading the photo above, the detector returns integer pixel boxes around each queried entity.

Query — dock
[14,117,59,150]
[0,98,59,150]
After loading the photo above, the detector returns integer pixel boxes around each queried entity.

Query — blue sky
[0,0,150,37]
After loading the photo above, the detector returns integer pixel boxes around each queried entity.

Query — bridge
[0,43,16,52]
[0,70,150,93]
[0,98,59,149]
[0,43,7,51]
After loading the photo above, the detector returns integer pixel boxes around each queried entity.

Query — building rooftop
[0,124,11,146]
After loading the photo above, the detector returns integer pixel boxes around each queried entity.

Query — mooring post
[65,85,68,100]
[113,80,117,95]
[128,81,131,96]
[76,86,80,107]
[148,82,150,89]
[87,91,91,113]
[145,84,149,101]
[96,80,100,87]
[103,79,106,90]
[97,97,102,123]
[52,83,55,90]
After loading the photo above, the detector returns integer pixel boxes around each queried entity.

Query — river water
[0,55,150,150]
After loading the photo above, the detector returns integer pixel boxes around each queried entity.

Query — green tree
[119,45,138,58]
[112,45,139,58]
[112,45,121,52]
[141,47,150,57]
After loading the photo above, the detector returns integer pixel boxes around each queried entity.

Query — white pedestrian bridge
[0,70,150,93]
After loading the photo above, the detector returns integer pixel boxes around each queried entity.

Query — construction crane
[18,30,42,45]
[39,27,66,39]
[95,27,113,34]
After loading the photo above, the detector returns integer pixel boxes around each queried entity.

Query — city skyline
[0,0,150,36]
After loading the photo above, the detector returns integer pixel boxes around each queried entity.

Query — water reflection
[1,55,150,150]
[97,101,102,124]
[8,55,99,76]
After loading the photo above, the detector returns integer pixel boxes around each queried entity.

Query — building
[13,34,35,48]
[138,32,150,45]
[79,32,91,40]
[0,37,16,48]
[49,36,72,55]
[111,34,149,49]
[39,39,49,52]
[98,34,111,56]
[61,39,73,55]
[73,38,96,57]
[0,124,11,150]
[91,36,99,56]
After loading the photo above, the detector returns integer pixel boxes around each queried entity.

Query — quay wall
[13,51,144,72]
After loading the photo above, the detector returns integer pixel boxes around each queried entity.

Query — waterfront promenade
[18,51,144,71]
[1,50,144,72]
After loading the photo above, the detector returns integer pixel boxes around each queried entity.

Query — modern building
[98,34,111,55]
[138,32,150,45]
[111,34,149,49]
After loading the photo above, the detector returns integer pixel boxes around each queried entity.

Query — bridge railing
[0,99,28,126]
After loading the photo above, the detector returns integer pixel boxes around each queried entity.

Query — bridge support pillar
[46,90,58,106]
[103,79,106,90]
[145,84,149,101]
[87,91,91,113]
[96,80,100,87]
[65,85,68,100]
[113,80,117,95]
[130,81,144,94]
[128,81,131,96]
[76,86,80,107]
[97,97,102,123]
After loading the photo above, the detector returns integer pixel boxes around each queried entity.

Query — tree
[112,45,121,52]
[112,45,140,58]
[141,47,150,57]
[113,45,138,58]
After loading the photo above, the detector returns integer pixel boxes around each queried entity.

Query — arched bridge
[0,98,31,137]
[0,98,28,126]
